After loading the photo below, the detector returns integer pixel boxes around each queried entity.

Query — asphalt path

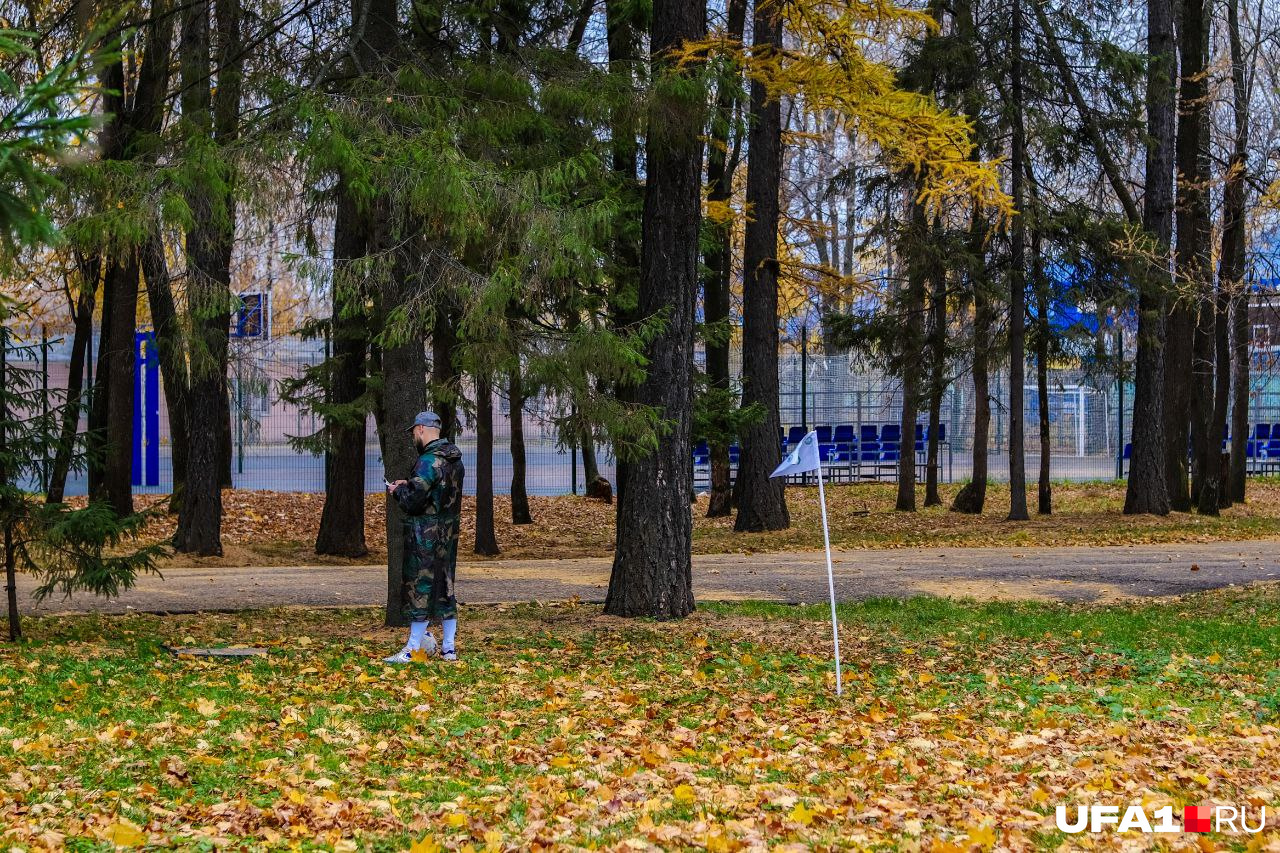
[17,540,1280,615]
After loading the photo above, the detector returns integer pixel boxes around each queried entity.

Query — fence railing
[10,335,1280,496]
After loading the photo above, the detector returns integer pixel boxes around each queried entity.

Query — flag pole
[815,458,843,695]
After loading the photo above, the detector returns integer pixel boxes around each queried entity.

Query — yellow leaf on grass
[1206,652,1222,664]
[443,812,468,829]
[409,836,443,853]
[673,784,696,805]
[917,672,935,685]
[195,698,218,717]
[789,802,817,826]
[410,649,432,663]
[104,821,147,847]
[550,754,573,769]
[966,824,996,849]
[483,829,503,851]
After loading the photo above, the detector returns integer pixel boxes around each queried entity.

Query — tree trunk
[605,0,704,618]
[430,306,460,439]
[378,279,427,627]
[102,253,139,518]
[1006,0,1028,521]
[86,262,112,503]
[952,215,990,514]
[734,0,788,532]
[46,254,98,504]
[703,0,747,520]
[1033,223,1052,514]
[1225,0,1250,505]
[175,0,240,554]
[1123,0,1174,516]
[140,232,190,513]
[924,222,946,508]
[509,366,532,525]
[1179,0,1216,514]
[3,523,16,642]
[896,195,927,513]
[316,187,370,556]
[2,331,18,641]
[605,0,642,509]
[474,373,500,555]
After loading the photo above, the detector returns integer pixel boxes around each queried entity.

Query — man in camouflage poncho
[384,411,466,663]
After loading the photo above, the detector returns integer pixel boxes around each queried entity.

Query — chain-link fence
[12,333,1280,496]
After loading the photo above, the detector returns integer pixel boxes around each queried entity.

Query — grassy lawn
[122,479,1280,569]
[2,590,1278,849]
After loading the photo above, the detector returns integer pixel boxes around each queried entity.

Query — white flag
[770,429,822,478]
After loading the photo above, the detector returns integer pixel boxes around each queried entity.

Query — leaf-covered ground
[2,590,1279,850]
[90,479,1280,568]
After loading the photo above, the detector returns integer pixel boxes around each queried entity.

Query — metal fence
[11,333,1280,496]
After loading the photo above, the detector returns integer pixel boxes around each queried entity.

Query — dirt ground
[20,539,1280,615]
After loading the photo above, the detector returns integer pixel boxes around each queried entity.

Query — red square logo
[1184,806,1212,833]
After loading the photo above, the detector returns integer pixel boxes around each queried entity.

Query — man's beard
[414,437,428,453]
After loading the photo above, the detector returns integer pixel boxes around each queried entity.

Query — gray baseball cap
[406,411,442,432]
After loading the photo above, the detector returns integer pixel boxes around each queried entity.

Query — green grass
[2,592,1278,849]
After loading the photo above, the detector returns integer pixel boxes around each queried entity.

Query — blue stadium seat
[1123,443,1132,460]
[728,445,740,463]
[879,448,900,462]
[881,424,901,443]
[915,423,925,441]
[694,440,709,456]
[1247,440,1258,458]
[859,446,880,463]
[833,424,855,444]
[816,425,833,443]
[787,426,807,446]
[819,442,837,460]
[860,424,879,443]
[936,423,947,442]
[1254,424,1271,441]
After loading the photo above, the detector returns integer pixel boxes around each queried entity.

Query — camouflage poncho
[392,438,465,621]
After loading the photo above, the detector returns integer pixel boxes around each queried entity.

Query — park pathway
[16,540,1280,615]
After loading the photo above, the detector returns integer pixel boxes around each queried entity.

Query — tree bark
[703,0,747,520]
[1123,0,1175,516]
[1032,221,1052,514]
[316,187,370,556]
[1006,0,1028,521]
[474,373,500,555]
[430,305,460,439]
[952,214,990,514]
[1172,0,1208,512]
[605,0,642,509]
[924,220,946,508]
[377,276,428,627]
[509,366,532,525]
[175,0,241,554]
[1225,0,1250,505]
[605,0,704,618]
[46,254,98,504]
[140,232,190,513]
[734,0,788,532]
[2,329,18,641]
[896,195,927,512]
[101,253,139,518]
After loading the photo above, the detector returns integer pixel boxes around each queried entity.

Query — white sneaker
[442,648,457,662]
[382,633,439,664]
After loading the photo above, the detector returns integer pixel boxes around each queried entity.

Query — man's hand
[387,479,408,493]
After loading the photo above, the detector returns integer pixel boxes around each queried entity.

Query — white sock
[407,620,428,650]
[442,618,457,652]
